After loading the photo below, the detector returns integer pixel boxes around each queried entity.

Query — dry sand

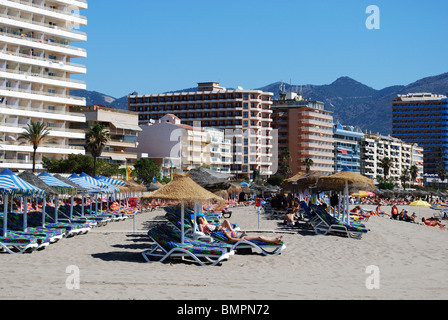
[0,203,447,300]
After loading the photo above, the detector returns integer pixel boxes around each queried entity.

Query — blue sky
[77,0,448,98]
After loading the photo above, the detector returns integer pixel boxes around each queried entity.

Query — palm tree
[380,157,393,180]
[85,123,110,176]
[409,165,418,187]
[400,168,409,189]
[438,167,447,190]
[18,121,50,173]
[279,148,292,178]
[303,158,314,173]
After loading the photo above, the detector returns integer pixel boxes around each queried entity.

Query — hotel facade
[69,104,141,167]
[391,93,448,175]
[0,0,88,170]
[360,132,424,186]
[272,91,335,175]
[128,82,274,178]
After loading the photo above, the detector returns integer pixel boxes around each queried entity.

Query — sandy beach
[0,202,447,300]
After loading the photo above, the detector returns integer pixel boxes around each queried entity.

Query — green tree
[133,158,161,185]
[18,121,50,172]
[400,168,409,189]
[409,165,418,186]
[303,158,314,173]
[438,167,447,189]
[279,149,292,178]
[85,123,110,176]
[380,157,393,180]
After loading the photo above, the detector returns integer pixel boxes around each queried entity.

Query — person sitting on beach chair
[197,216,234,234]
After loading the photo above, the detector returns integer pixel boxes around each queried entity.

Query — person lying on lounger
[422,217,445,228]
[197,216,234,234]
[219,229,284,244]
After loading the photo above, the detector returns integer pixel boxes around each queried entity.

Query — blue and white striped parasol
[68,173,101,194]
[38,172,76,194]
[95,175,127,187]
[0,168,45,197]
[79,173,120,193]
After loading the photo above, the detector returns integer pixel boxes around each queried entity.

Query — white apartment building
[133,114,232,176]
[360,132,424,186]
[0,0,87,170]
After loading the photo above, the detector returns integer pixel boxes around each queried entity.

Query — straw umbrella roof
[316,171,375,193]
[54,174,88,194]
[18,171,58,196]
[283,171,329,191]
[188,167,232,192]
[142,174,224,203]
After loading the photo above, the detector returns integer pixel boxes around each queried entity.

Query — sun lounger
[4,212,65,243]
[142,226,233,266]
[210,231,286,256]
[312,207,369,240]
[0,233,40,254]
[29,210,91,237]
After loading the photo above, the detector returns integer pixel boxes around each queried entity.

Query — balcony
[0,86,86,105]
[0,28,87,58]
[3,0,88,25]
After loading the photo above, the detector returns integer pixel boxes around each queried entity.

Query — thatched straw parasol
[316,171,375,193]
[54,174,88,194]
[283,171,329,192]
[142,174,224,243]
[188,167,232,192]
[18,171,58,196]
[316,171,375,223]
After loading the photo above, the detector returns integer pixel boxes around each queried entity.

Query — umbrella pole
[345,181,349,224]
[3,194,8,238]
[181,201,185,244]
[55,196,59,224]
[24,197,28,232]
[70,196,74,220]
[81,194,85,217]
[42,196,46,228]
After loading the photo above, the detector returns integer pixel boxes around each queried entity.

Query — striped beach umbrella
[79,173,120,193]
[37,172,76,195]
[95,175,127,187]
[68,173,101,194]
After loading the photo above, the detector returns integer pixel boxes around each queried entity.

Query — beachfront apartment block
[360,132,424,186]
[128,82,274,178]
[333,123,364,173]
[132,114,232,177]
[69,104,141,167]
[391,93,448,175]
[272,91,335,175]
[0,0,88,170]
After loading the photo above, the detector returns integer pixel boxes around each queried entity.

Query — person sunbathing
[375,204,390,216]
[220,229,284,244]
[422,217,445,228]
[197,216,233,234]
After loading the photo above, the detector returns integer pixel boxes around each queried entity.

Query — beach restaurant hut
[0,169,45,238]
[316,170,375,223]
[142,174,224,244]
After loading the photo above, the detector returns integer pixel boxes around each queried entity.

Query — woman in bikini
[220,229,284,244]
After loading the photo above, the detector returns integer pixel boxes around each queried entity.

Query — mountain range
[71,72,448,135]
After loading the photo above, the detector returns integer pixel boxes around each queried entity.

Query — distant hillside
[74,72,448,135]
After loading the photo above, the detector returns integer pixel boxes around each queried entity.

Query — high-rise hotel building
[0,0,87,170]
[391,93,448,175]
[272,91,335,175]
[128,82,274,178]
